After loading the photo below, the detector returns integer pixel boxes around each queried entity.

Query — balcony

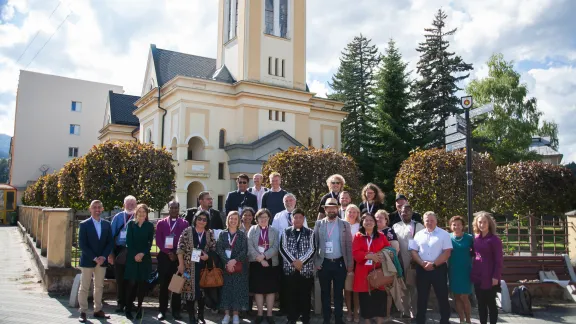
[184,160,210,178]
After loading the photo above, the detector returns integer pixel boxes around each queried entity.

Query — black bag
[113,222,128,265]
[511,285,533,316]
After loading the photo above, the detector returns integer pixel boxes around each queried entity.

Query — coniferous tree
[329,34,381,181]
[412,9,473,148]
[373,39,413,204]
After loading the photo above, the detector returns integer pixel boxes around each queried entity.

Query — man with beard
[314,198,353,324]
[185,191,224,230]
[389,194,422,226]
[338,191,351,219]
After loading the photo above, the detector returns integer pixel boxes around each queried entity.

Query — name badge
[258,246,266,254]
[165,235,174,249]
[225,249,232,259]
[120,230,127,240]
[366,260,373,266]
[191,249,202,262]
[326,241,334,254]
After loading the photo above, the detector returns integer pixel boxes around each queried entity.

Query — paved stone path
[1,226,575,323]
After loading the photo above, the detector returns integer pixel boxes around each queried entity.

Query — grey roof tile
[109,91,140,126]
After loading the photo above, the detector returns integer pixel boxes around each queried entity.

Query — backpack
[511,285,533,316]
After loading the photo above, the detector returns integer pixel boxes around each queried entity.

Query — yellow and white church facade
[99,0,346,210]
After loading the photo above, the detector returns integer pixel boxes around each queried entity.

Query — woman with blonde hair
[359,183,386,216]
[470,212,502,324]
[448,216,474,324]
[344,204,361,323]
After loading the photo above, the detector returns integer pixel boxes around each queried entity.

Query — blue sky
[0,0,575,162]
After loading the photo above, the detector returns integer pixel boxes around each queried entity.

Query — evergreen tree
[373,39,413,204]
[329,34,381,181]
[412,9,473,148]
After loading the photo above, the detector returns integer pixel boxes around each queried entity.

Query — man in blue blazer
[78,200,114,323]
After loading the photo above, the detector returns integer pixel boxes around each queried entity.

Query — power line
[15,1,62,65]
[24,12,71,69]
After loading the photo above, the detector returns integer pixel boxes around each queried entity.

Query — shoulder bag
[200,260,224,288]
[114,220,128,265]
[367,264,394,291]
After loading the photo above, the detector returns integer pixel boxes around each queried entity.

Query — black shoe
[255,316,265,324]
[335,319,346,324]
[286,321,297,324]
[158,312,166,321]
[267,316,276,324]
[173,311,182,320]
[135,308,143,320]
[115,305,125,313]
[126,311,134,320]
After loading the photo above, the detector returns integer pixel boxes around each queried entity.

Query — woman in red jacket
[352,212,391,324]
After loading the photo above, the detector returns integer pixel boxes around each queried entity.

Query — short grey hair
[90,200,103,208]
[253,173,263,180]
[124,195,137,204]
[283,193,296,202]
[423,211,437,219]
[168,200,179,208]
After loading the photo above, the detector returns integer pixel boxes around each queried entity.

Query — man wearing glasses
[225,174,258,216]
[317,174,346,220]
[184,191,224,230]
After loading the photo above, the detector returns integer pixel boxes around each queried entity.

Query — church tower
[216,0,307,91]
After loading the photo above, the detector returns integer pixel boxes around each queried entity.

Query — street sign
[446,132,466,144]
[461,96,473,109]
[456,114,467,127]
[445,124,466,135]
[446,139,466,152]
[469,103,494,118]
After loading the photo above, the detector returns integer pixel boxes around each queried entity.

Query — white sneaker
[222,315,231,324]
[232,315,240,324]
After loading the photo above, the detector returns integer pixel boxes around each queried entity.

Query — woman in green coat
[124,203,154,320]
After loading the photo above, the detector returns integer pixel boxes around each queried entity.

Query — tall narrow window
[308,137,313,147]
[280,0,288,38]
[275,111,279,121]
[234,0,239,38]
[218,195,224,211]
[219,129,226,149]
[269,110,273,120]
[275,58,279,76]
[268,57,273,75]
[226,0,231,40]
[218,163,225,180]
[265,0,274,35]
[281,59,285,77]
[281,111,286,122]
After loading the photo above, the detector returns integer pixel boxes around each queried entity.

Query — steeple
[216,0,306,91]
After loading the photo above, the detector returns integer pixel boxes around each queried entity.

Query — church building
[99,0,346,210]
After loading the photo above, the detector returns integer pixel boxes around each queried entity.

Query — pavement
[1,226,576,323]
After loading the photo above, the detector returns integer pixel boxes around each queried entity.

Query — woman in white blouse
[344,204,361,323]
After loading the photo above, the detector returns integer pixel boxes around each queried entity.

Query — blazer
[224,190,258,215]
[247,225,280,266]
[184,207,224,230]
[78,217,114,268]
[314,218,353,269]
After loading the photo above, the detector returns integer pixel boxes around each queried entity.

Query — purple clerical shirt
[470,232,503,290]
[156,217,189,254]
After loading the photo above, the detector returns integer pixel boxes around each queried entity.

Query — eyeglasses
[331,181,341,185]
[238,181,248,185]
[197,217,208,222]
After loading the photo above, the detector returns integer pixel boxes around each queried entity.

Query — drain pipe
[131,127,139,141]
[157,86,167,147]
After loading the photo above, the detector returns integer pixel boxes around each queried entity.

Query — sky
[0,0,575,162]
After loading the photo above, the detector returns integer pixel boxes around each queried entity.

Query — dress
[177,227,216,301]
[216,230,249,311]
[448,232,474,294]
[124,220,154,281]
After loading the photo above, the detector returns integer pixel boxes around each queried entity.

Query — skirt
[359,290,387,319]
[249,261,279,294]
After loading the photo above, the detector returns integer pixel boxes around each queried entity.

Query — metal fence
[495,215,569,256]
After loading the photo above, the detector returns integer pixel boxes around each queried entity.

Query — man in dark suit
[78,200,114,323]
[224,173,258,216]
[184,191,224,230]
[389,194,422,226]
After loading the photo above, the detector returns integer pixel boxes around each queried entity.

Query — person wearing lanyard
[156,201,189,321]
[317,174,345,220]
[338,191,352,219]
[343,204,361,323]
[177,210,216,324]
[248,173,269,210]
[279,209,316,324]
[352,212,391,324]
[216,211,249,324]
[314,198,353,324]
[247,209,280,324]
[261,172,288,222]
[358,183,386,216]
[392,202,424,319]
[409,211,453,324]
[108,195,138,313]
[225,174,258,217]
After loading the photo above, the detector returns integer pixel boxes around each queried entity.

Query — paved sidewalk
[0,226,575,323]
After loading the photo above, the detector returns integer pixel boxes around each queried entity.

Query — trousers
[78,266,106,313]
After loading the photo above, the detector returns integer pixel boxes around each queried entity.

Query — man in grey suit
[314,198,353,324]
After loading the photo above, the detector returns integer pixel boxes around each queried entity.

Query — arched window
[146,129,153,143]
[219,129,226,149]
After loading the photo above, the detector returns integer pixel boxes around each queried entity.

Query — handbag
[367,265,394,290]
[227,261,243,274]
[200,260,224,288]
[168,273,186,293]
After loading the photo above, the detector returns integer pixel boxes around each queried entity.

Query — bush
[43,172,60,207]
[261,147,362,223]
[394,147,498,224]
[58,157,87,210]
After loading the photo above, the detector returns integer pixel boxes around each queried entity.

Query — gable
[141,48,159,96]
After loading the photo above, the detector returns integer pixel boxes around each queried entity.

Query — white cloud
[308,80,330,98]
[0,99,15,136]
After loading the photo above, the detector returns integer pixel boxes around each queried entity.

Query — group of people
[76,173,504,324]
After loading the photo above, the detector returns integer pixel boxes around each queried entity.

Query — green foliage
[0,158,8,183]
[394,148,498,224]
[412,9,473,148]
[81,141,176,211]
[495,161,576,216]
[329,34,381,182]
[466,53,557,164]
[58,157,87,210]
[23,175,47,206]
[373,39,413,206]
[43,172,60,207]
[262,147,362,222]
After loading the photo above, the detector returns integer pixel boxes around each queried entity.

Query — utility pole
[461,96,473,233]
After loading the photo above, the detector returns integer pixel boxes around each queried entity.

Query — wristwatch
[432,263,437,269]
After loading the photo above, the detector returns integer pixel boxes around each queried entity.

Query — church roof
[109,91,140,126]
[224,129,303,150]
[151,45,236,86]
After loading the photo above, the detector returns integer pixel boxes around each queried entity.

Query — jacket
[247,225,280,266]
[352,231,390,292]
[380,246,406,312]
[184,207,224,230]
[78,217,114,268]
[224,190,258,215]
[313,218,353,269]
[279,226,316,278]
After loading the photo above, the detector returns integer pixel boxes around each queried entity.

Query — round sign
[464,99,471,106]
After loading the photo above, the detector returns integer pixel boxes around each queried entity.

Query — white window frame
[70,124,80,135]
[266,0,290,38]
[71,101,82,112]
[68,147,79,158]
[225,0,238,42]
